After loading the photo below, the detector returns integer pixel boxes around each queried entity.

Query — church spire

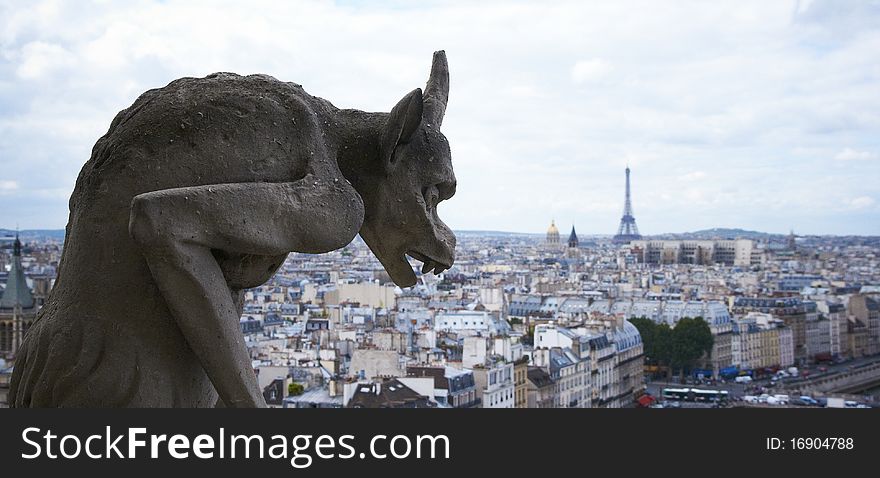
[568,225,579,248]
[13,232,21,257]
[1,233,35,310]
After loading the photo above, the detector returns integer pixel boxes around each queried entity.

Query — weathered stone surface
[9,51,456,407]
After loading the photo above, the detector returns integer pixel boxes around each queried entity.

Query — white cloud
[503,85,543,99]
[0,0,878,233]
[834,147,877,161]
[678,171,707,182]
[0,180,19,193]
[571,58,612,84]
[848,196,876,209]
[15,41,75,79]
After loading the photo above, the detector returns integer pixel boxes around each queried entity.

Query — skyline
[1,0,879,235]
[0,223,871,238]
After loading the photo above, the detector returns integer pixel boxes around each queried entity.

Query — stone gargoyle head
[354,51,457,287]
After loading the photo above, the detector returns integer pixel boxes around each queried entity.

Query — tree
[628,317,656,363]
[670,317,714,381]
[288,382,305,396]
[628,316,713,381]
[629,317,674,378]
[654,323,674,377]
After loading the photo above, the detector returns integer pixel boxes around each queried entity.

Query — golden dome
[547,219,559,235]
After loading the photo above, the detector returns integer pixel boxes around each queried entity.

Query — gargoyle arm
[128,175,364,407]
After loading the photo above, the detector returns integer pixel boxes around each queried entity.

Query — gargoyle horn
[424,50,449,127]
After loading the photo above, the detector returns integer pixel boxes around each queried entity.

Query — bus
[661,387,729,403]
[661,388,691,400]
[691,388,729,403]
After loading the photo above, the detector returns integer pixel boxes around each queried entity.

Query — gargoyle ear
[424,50,448,127]
[381,88,423,173]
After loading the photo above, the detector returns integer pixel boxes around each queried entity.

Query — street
[644,355,880,407]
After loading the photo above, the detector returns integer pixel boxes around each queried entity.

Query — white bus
[661,388,729,403]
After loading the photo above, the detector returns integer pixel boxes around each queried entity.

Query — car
[735,376,753,384]
[667,401,681,408]
[856,404,870,409]
[773,394,790,405]
[799,396,819,406]
[818,366,828,372]
[757,394,770,403]
[743,395,758,403]
[845,401,859,408]
[766,396,780,405]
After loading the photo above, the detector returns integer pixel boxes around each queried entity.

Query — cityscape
[1,1,879,412]
[2,166,878,409]
[1,4,878,476]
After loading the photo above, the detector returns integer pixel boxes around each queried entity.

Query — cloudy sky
[1,0,879,235]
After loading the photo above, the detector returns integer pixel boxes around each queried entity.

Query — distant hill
[456,228,781,240]
[654,228,779,240]
[454,230,540,237]
[0,228,66,242]
[0,227,852,243]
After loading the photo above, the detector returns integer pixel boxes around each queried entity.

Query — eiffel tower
[613,166,642,244]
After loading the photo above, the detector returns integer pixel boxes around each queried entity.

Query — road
[644,355,880,406]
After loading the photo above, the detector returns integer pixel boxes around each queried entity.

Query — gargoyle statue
[10,51,456,407]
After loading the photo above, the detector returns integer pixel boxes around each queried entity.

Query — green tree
[654,323,674,377]
[629,317,677,379]
[628,317,656,363]
[670,317,714,381]
[288,382,305,396]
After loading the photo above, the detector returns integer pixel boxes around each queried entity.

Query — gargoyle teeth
[409,250,450,275]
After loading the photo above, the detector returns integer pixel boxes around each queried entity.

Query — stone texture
[10,51,456,408]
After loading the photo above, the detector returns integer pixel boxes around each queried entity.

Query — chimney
[375,383,381,395]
